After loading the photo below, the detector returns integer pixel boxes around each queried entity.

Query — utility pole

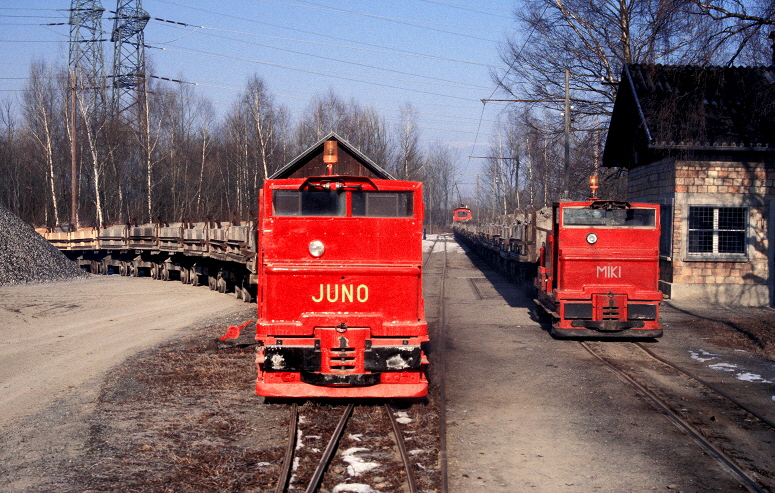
[563,68,570,199]
[68,0,105,229]
[482,68,574,200]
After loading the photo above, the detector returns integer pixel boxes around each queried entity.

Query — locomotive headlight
[309,240,325,257]
[586,232,598,245]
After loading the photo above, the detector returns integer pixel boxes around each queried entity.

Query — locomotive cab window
[351,191,413,217]
[563,208,656,228]
[272,190,346,216]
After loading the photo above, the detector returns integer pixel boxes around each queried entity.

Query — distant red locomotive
[452,205,472,223]
[535,199,662,338]
[253,175,428,397]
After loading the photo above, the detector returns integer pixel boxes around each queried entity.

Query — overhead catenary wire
[154,22,490,92]
[156,0,500,69]
[2,2,504,157]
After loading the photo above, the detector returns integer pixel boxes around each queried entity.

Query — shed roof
[603,63,775,169]
[270,131,395,179]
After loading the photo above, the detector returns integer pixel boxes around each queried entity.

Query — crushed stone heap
[0,205,89,286]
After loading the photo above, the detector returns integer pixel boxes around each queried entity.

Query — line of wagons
[38,218,259,300]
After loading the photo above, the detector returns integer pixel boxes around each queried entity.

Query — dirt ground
[0,269,773,492]
[662,301,775,361]
[0,276,264,492]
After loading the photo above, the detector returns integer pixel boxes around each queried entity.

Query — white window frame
[686,205,748,259]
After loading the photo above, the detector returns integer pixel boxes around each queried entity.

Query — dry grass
[65,321,289,493]
[55,319,442,493]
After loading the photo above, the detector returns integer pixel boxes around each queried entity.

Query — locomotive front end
[536,200,663,339]
[255,176,428,398]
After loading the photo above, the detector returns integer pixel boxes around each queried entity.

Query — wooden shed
[270,132,395,180]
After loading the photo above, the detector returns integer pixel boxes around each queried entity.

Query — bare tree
[495,0,716,118]
[22,62,67,227]
[394,102,423,180]
[423,142,458,231]
[0,101,24,216]
[295,90,392,170]
[693,0,775,65]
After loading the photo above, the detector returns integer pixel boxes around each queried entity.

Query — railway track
[274,402,423,493]
[271,235,449,493]
[581,340,775,493]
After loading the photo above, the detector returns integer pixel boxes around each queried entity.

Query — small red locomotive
[535,197,662,338]
[249,136,429,398]
[452,205,472,223]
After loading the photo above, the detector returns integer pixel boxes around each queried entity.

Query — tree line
[1,65,457,231]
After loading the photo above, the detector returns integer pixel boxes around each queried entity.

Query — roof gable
[603,63,775,168]
[270,132,395,179]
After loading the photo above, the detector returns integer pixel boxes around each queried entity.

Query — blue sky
[1,1,522,189]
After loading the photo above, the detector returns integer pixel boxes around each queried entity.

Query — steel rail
[422,236,440,270]
[275,403,298,493]
[384,404,419,493]
[634,342,775,431]
[439,238,449,493]
[580,341,767,493]
[304,403,355,493]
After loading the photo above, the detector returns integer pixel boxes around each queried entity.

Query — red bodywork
[452,207,472,223]
[254,176,428,398]
[535,200,662,338]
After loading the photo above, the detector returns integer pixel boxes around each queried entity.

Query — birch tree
[22,62,66,227]
[394,103,423,180]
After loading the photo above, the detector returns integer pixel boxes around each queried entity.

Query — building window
[687,206,747,256]
[660,205,672,257]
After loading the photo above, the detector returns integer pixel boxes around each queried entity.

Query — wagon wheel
[191,271,201,286]
[234,283,243,300]
[242,286,255,303]
[208,275,217,291]
[151,263,160,280]
[119,262,128,277]
[180,267,190,284]
[101,259,110,275]
[161,263,170,281]
[216,276,227,294]
[130,263,138,277]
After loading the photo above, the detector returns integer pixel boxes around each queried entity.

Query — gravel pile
[0,205,89,286]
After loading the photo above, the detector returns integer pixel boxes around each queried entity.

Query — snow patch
[341,447,380,476]
[709,362,737,372]
[332,484,381,493]
[736,372,772,383]
[348,433,363,442]
[295,428,304,450]
[689,349,718,363]
[394,411,412,424]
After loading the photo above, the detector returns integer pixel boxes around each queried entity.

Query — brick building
[603,64,775,306]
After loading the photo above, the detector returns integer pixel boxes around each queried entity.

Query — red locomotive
[535,198,662,338]
[452,205,472,223]
[253,175,428,397]
[226,136,430,398]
